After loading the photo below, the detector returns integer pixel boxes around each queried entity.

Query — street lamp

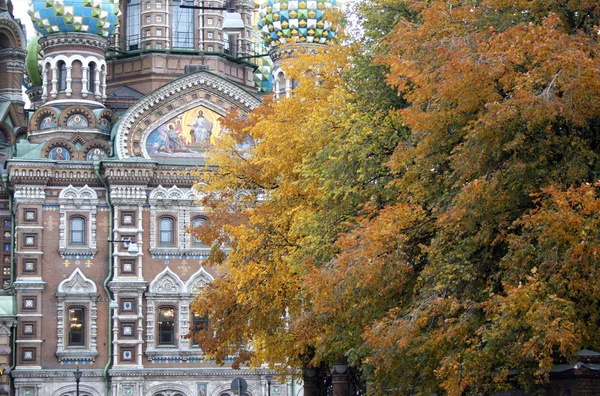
[73,366,82,396]
[265,374,272,396]
[107,238,139,254]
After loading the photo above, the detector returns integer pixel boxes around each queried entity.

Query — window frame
[88,62,96,92]
[68,306,86,347]
[192,216,208,246]
[158,216,175,246]
[58,61,67,91]
[191,312,208,346]
[157,306,176,346]
[69,216,86,246]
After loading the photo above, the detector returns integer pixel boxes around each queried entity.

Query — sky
[12,0,34,39]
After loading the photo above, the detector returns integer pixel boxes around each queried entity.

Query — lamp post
[73,366,82,396]
[265,374,272,396]
[107,238,139,254]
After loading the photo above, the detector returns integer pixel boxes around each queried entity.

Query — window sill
[56,349,98,363]
[59,247,97,259]
[149,247,211,258]
[145,348,205,360]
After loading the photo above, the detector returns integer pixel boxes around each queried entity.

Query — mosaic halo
[28,0,121,38]
[257,0,337,49]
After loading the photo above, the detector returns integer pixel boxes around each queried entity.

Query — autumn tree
[191,0,600,394]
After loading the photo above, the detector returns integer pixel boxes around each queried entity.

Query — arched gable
[149,185,200,205]
[146,383,193,396]
[58,184,99,207]
[0,12,26,49]
[184,267,214,294]
[113,70,262,159]
[149,267,185,295]
[57,268,97,295]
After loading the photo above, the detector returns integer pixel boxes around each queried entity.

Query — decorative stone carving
[114,71,262,159]
[13,186,46,205]
[58,185,99,258]
[148,186,209,256]
[110,186,147,205]
[148,267,184,295]
[55,268,99,363]
[57,267,97,295]
[184,267,214,295]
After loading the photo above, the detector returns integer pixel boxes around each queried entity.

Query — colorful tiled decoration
[28,0,121,38]
[257,0,337,48]
[253,55,274,93]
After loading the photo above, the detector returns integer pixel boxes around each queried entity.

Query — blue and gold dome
[28,0,120,38]
[257,0,337,48]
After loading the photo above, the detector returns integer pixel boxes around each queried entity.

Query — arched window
[191,311,208,345]
[88,62,96,92]
[58,61,67,91]
[68,307,85,346]
[192,216,207,246]
[159,217,174,245]
[158,307,175,345]
[70,217,85,245]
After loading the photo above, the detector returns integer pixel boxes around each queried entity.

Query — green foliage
[191,0,600,394]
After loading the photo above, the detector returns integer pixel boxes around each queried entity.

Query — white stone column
[137,204,143,280]
[94,67,101,99]
[41,64,49,101]
[81,65,89,97]
[65,64,72,97]
[50,65,58,98]
[101,69,107,100]
[137,293,144,367]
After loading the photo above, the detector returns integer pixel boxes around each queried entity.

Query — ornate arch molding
[114,71,262,159]
[42,138,76,160]
[184,267,214,294]
[148,186,204,255]
[0,122,14,144]
[52,383,102,396]
[55,268,99,364]
[80,140,111,160]
[147,383,193,396]
[57,185,99,258]
[58,105,97,128]
[29,106,61,131]
[211,383,257,396]
[97,108,117,125]
[149,267,185,295]
[146,267,188,358]
[0,13,27,49]
[149,185,200,205]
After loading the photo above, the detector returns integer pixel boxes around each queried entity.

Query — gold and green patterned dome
[28,0,120,38]
[257,0,337,48]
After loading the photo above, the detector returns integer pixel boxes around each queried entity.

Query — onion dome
[253,56,274,93]
[257,0,337,49]
[24,35,42,88]
[27,0,120,38]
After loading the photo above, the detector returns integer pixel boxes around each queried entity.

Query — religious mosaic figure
[189,110,213,145]
[48,147,69,160]
[87,148,106,161]
[98,117,111,131]
[66,114,89,128]
[40,116,56,130]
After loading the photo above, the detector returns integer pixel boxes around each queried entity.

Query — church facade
[0,0,335,394]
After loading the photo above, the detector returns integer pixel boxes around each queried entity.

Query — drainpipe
[2,173,16,396]
[94,162,114,396]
